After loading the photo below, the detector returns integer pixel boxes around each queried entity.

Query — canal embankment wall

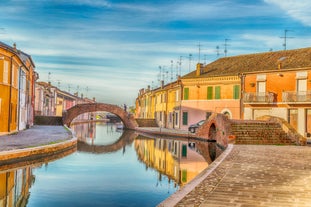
[0,125,77,171]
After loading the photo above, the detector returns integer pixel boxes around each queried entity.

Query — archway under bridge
[62,103,138,129]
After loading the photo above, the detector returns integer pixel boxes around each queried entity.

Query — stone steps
[230,122,295,145]
[135,118,158,127]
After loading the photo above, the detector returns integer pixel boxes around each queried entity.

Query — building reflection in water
[134,136,223,187]
[0,147,76,207]
[0,167,34,207]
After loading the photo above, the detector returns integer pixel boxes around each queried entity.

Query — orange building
[242,47,311,137]
[0,42,36,135]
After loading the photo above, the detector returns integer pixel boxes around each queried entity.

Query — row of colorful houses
[0,41,96,136]
[35,81,96,119]
[135,47,311,138]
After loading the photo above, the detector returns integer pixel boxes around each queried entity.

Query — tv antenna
[224,39,230,57]
[216,45,220,57]
[170,60,173,82]
[280,29,294,50]
[197,42,202,63]
[188,54,192,72]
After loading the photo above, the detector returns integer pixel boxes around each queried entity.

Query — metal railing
[243,92,276,103]
[282,91,311,103]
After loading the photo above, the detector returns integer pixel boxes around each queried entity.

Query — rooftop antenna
[48,72,51,83]
[188,54,192,72]
[216,45,220,57]
[280,29,294,50]
[57,80,61,88]
[197,42,202,63]
[224,39,230,57]
[178,56,182,76]
[85,86,89,97]
[203,54,207,65]
[68,84,71,92]
[170,60,173,82]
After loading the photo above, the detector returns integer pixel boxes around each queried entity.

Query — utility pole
[280,29,293,50]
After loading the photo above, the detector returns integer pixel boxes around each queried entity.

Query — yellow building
[0,42,36,134]
[180,63,241,130]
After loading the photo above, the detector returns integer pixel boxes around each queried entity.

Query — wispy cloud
[265,0,311,26]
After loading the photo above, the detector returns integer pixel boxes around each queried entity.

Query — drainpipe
[17,67,21,131]
[179,77,183,129]
[8,54,16,133]
[239,73,245,119]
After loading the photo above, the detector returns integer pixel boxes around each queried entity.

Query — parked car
[188,120,205,133]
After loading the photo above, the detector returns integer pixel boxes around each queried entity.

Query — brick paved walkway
[163,145,311,207]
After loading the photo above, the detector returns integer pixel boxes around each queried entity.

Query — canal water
[0,122,223,207]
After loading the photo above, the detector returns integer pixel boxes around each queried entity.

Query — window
[306,109,311,135]
[175,112,178,125]
[3,61,8,84]
[215,86,221,99]
[297,79,307,101]
[182,111,188,125]
[175,90,179,101]
[233,85,240,99]
[184,88,189,100]
[207,86,213,100]
[288,109,298,131]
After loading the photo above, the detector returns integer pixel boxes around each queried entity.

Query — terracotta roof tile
[182,47,311,79]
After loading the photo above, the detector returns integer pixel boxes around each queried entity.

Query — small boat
[116,123,124,130]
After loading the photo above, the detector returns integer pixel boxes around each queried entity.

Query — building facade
[242,47,311,137]
[0,42,36,135]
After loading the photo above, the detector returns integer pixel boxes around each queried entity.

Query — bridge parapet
[195,112,231,149]
[62,103,138,129]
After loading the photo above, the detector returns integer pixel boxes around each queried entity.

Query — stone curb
[157,144,234,207]
[0,137,77,164]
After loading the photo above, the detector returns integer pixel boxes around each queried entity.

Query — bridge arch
[63,103,138,129]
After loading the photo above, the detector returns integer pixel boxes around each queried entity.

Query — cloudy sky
[1,0,311,106]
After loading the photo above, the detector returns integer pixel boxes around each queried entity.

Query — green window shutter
[181,169,187,183]
[182,112,188,125]
[184,88,189,100]
[207,86,213,100]
[182,144,187,157]
[233,85,240,99]
[215,86,221,99]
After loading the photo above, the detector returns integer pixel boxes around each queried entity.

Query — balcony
[243,92,276,104]
[282,91,311,103]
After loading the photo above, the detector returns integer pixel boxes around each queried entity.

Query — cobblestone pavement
[174,145,311,207]
[0,125,73,151]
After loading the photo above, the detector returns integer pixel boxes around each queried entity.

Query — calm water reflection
[0,122,223,207]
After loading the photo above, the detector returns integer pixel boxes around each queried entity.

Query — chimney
[147,85,150,91]
[278,62,282,70]
[196,63,203,76]
[13,43,17,51]
[161,80,164,88]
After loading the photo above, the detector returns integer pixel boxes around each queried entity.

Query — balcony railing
[243,92,276,104]
[282,91,311,103]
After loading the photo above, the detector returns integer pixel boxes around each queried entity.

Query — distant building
[35,81,97,121]
[0,42,37,135]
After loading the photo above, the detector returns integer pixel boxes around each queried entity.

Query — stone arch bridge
[62,103,138,129]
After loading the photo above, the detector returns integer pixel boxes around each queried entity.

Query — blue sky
[1,0,311,106]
